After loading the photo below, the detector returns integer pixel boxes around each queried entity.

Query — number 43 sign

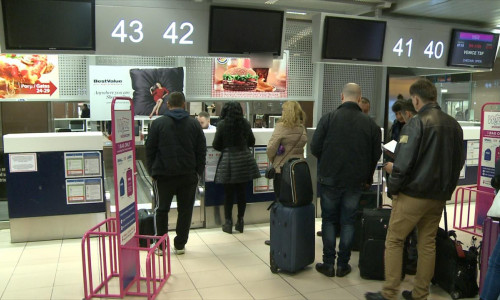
[96,5,209,57]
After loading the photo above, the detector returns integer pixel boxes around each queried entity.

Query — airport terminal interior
[1,0,500,299]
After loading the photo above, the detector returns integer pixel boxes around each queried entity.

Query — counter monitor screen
[322,16,386,62]
[208,6,284,56]
[447,29,499,69]
[2,0,95,51]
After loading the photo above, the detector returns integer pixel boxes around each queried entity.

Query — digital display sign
[447,29,499,69]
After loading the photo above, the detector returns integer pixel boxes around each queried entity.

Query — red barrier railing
[454,186,495,237]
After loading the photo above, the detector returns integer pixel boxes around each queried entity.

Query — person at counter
[264,101,308,246]
[197,111,216,129]
[213,101,260,234]
[81,104,90,118]
[359,97,371,114]
[366,79,464,300]
[145,92,206,255]
[311,83,381,278]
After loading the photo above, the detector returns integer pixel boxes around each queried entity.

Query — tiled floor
[0,204,480,300]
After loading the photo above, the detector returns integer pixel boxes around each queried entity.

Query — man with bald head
[311,83,382,278]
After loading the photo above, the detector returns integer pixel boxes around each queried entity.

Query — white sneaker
[172,246,185,255]
[155,248,164,256]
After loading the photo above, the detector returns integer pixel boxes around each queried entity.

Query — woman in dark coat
[213,101,260,234]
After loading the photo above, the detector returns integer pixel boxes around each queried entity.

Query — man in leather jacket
[366,79,465,300]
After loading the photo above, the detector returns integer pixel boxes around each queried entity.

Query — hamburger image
[222,67,258,91]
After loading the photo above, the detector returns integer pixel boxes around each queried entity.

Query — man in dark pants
[146,92,206,255]
[311,83,382,277]
[366,79,465,300]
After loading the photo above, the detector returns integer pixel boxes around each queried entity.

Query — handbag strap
[273,126,304,167]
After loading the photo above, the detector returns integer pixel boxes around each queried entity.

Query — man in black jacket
[311,83,382,278]
[146,92,206,255]
[366,79,465,300]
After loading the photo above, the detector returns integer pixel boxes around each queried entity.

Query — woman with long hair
[264,101,307,245]
[149,82,169,118]
[213,101,260,234]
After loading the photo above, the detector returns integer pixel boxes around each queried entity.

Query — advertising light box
[95,5,209,57]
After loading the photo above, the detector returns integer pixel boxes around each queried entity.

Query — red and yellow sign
[0,54,59,99]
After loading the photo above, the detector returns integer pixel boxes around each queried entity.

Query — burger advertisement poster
[212,51,288,98]
[0,54,59,99]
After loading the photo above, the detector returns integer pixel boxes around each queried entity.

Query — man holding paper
[366,79,465,300]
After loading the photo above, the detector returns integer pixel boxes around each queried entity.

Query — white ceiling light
[493,29,500,34]
[265,0,279,4]
[286,11,307,15]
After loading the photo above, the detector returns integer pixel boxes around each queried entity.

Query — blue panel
[6,151,106,219]
[205,181,275,207]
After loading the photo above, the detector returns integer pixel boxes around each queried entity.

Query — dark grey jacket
[388,103,465,200]
[146,109,206,178]
[213,119,260,184]
[311,101,382,189]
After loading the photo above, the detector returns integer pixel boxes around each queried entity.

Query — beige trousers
[382,193,445,300]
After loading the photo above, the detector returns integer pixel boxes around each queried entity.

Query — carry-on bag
[358,206,392,280]
[479,217,500,293]
[269,202,315,273]
[432,206,479,299]
[138,208,156,247]
[279,158,313,207]
[352,191,379,251]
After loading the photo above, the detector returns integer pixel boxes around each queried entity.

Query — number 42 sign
[96,5,209,57]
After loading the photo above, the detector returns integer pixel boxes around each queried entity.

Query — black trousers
[223,182,247,220]
[154,173,198,249]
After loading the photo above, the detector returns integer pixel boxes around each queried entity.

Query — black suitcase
[358,207,391,280]
[269,202,315,273]
[279,158,313,207]
[432,207,479,299]
[352,191,379,251]
[138,208,156,247]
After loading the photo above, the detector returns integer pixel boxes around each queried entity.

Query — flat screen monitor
[2,0,95,51]
[447,29,499,69]
[322,16,386,62]
[208,6,284,56]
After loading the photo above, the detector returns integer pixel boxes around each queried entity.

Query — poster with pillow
[130,67,185,116]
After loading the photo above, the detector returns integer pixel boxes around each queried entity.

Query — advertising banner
[477,108,500,225]
[0,54,59,99]
[89,66,185,121]
[212,51,288,98]
[111,98,138,290]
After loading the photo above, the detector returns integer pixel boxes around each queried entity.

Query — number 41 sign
[96,5,209,57]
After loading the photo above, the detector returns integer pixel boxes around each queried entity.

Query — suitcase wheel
[451,291,461,300]
[270,252,278,274]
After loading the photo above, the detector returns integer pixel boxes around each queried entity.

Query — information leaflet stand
[454,102,498,236]
[82,97,170,300]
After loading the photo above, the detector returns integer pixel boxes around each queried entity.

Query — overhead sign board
[95,5,209,57]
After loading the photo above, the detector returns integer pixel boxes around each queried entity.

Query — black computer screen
[208,6,284,56]
[322,16,386,62]
[2,0,95,51]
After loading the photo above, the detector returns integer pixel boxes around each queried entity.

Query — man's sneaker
[365,292,388,300]
[315,263,335,277]
[402,290,414,300]
[336,264,352,277]
[172,246,185,255]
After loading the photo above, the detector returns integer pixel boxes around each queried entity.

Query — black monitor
[208,6,284,56]
[447,29,499,69]
[2,0,95,51]
[322,16,386,62]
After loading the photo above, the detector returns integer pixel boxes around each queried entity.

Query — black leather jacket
[388,103,465,200]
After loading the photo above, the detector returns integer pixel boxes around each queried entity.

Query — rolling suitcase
[138,208,156,247]
[479,217,500,293]
[279,158,313,207]
[352,191,379,251]
[432,206,479,299]
[269,202,315,273]
[358,207,391,280]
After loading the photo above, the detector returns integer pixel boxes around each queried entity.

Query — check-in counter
[4,132,106,242]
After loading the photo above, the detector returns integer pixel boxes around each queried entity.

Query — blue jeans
[320,185,361,267]
[481,235,500,300]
